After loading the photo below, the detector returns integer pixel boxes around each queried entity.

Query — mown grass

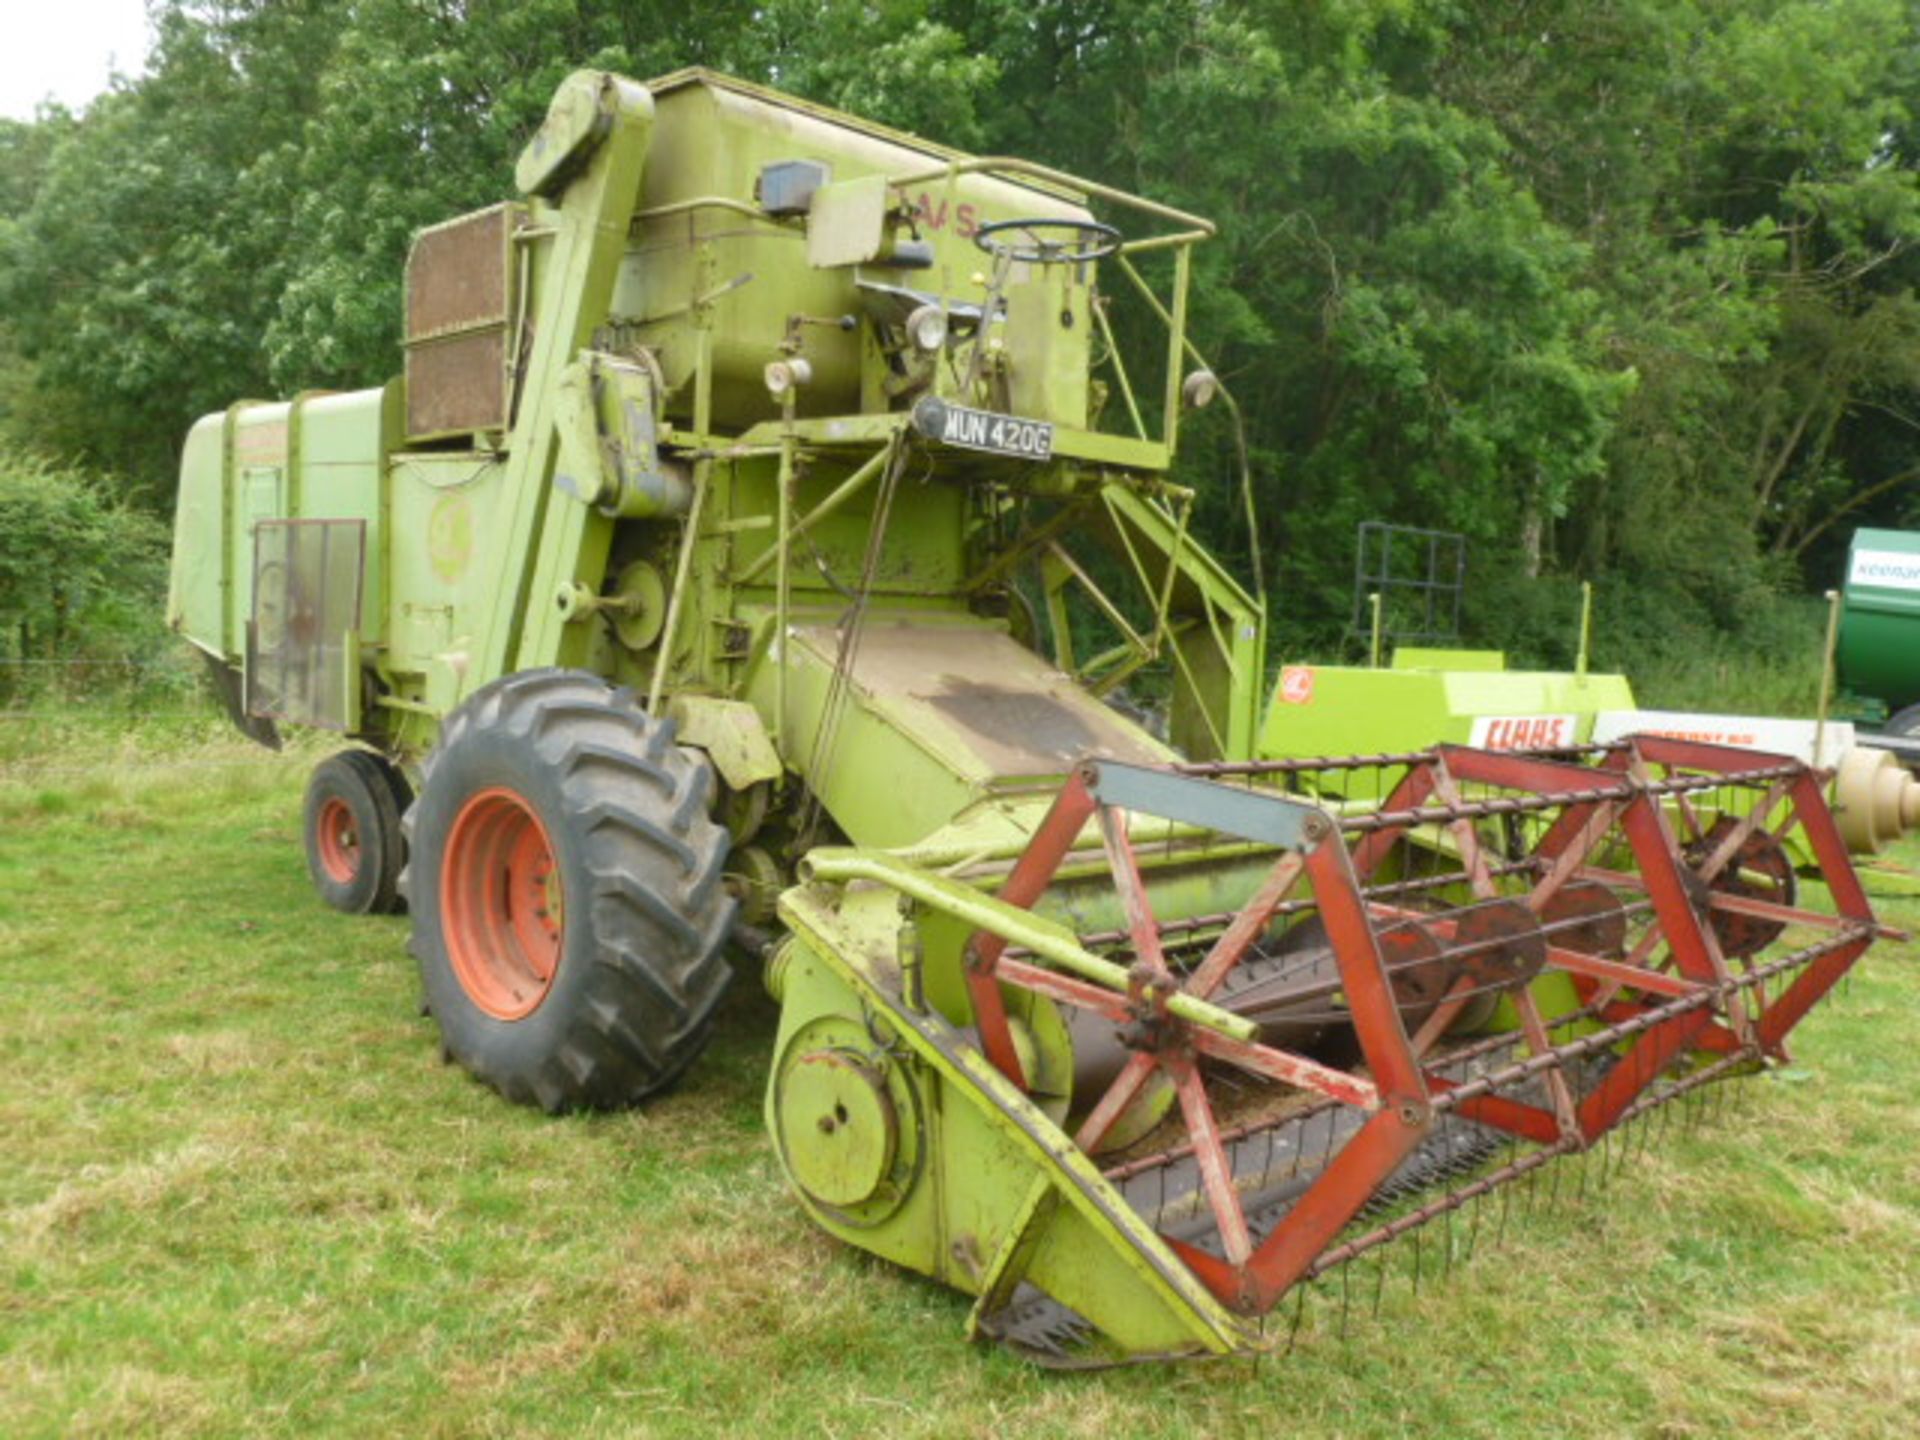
[3,720,1918,1437]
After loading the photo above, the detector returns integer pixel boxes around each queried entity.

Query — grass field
[4,718,1919,1437]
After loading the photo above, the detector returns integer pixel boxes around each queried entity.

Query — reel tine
[1284,1281,1308,1358]
[1498,1140,1515,1244]
[1340,1257,1352,1340]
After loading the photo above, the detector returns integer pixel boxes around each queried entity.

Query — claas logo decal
[1469,714,1578,750]
[906,190,982,238]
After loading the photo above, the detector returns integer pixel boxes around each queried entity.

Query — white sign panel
[1468,714,1579,750]
[1848,547,1920,592]
[1590,710,1855,767]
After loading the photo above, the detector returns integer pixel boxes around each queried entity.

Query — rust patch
[406,329,509,439]
[793,624,1169,781]
[922,679,1102,769]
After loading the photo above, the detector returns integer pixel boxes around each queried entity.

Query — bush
[1461,556,1827,715]
[0,449,183,706]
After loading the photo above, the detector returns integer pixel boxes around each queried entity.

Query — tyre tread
[412,668,735,1112]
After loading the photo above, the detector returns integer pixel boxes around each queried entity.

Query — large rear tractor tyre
[304,750,412,916]
[404,669,735,1112]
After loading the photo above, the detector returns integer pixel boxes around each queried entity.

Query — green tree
[0,1,349,494]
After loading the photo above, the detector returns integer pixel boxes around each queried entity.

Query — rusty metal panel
[246,519,365,731]
[403,204,519,440]
[405,329,509,440]
[406,204,514,340]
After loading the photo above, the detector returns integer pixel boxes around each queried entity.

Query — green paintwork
[1837,527,1920,719]
[664,695,782,791]
[1259,651,1637,762]
[165,67,1279,1361]
[769,880,1250,1362]
[168,385,404,675]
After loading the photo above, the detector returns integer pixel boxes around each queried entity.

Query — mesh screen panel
[246,519,365,731]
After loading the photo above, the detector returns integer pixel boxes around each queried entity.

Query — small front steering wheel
[974,217,1123,265]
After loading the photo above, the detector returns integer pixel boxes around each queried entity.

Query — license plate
[912,398,1054,461]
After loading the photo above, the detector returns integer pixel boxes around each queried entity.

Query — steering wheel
[974,217,1122,265]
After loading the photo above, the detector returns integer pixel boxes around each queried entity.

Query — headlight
[906,303,949,353]
[764,358,813,396]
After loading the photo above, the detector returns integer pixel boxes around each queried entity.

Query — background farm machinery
[1259,522,1920,863]
[165,68,1894,1363]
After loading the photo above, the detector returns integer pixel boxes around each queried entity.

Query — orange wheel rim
[440,786,564,1020]
[316,797,362,885]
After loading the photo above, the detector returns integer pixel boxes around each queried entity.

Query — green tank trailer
[1838,527,1920,737]
[167,68,1890,1364]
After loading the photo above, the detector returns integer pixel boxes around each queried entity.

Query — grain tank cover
[617,69,1095,427]
[1837,527,1920,715]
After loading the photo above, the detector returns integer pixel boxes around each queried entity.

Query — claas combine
[166,69,1895,1364]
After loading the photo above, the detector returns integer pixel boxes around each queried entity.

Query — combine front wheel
[303,750,412,915]
[404,670,735,1112]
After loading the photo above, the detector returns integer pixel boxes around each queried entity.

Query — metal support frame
[1351,520,1467,647]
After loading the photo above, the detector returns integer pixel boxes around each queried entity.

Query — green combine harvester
[168,69,1893,1364]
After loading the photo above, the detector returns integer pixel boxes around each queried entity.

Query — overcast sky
[1,0,156,122]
